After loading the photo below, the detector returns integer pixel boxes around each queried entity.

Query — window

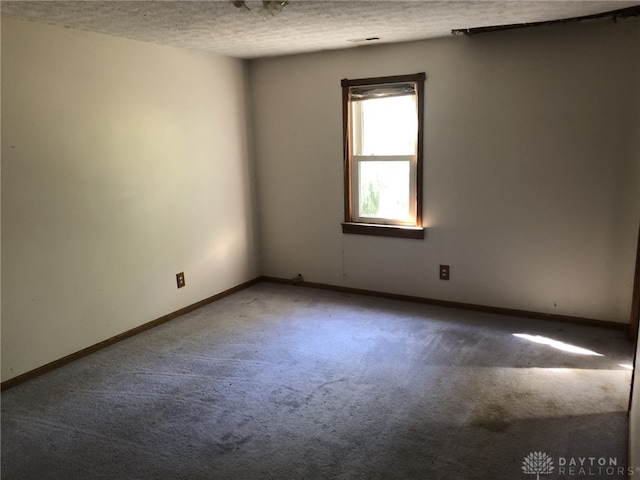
[341,73,425,239]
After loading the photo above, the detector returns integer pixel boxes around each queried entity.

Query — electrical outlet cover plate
[440,265,450,281]
[176,272,185,288]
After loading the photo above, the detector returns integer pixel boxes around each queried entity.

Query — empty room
[1,1,639,479]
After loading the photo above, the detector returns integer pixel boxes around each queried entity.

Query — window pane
[356,95,417,156]
[359,161,411,220]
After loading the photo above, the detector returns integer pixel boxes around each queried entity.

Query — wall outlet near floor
[439,265,450,281]
[176,272,186,288]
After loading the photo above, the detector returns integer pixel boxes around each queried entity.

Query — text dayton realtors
[557,456,633,476]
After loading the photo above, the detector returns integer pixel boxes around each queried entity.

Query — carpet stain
[269,386,305,411]
[469,404,511,432]
[216,433,253,452]
[436,329,472,344]
[305,378,347,403]
[269,378,347,412]
[504,391,531,401]
[545,398,561,414]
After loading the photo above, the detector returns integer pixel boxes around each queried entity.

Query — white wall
[1,18,259,381]
[250,17,640,324]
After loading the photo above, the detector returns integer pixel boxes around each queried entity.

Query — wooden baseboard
[260,276,628,332]
[0,278,261,391]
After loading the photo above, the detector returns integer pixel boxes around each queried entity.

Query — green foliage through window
[361,177,380,216]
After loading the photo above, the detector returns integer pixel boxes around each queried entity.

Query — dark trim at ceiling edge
[451,6,640,36]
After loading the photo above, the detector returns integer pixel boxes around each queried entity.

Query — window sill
[341,222,425,239]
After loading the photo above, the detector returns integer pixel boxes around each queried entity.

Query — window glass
[358,161,411,220]
[355,96,417,156]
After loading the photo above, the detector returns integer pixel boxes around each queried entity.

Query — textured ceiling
[1,0,639,59]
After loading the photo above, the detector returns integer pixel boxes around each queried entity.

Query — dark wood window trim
[341,72,426,239]
[341,222,425,239]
